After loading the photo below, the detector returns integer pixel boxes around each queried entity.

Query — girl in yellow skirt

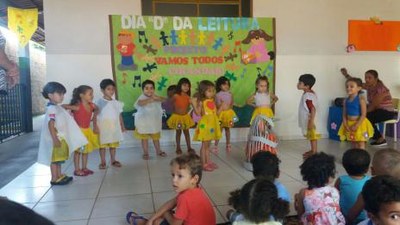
[65,85,100,176]
[246,75,278,124]
[167,78,195,154]
[338,78,374,149]
[213,76,238,152]
[192,80,222,171]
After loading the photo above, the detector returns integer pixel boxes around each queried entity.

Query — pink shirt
[367,81,394,111]
[216,91,232,106]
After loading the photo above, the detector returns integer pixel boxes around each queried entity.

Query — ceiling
[0,0,45,46]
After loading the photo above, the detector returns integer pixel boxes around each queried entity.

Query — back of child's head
[197,80,215,100]
[372,149,400,178]
[170,153,202,184]
[42,82,66,99]
[0,199,55,225]
[300,152,336,189]
[167,85,177,95]
[215,76,230,92]
[70,85,92,105]
[100,79,116,90]
[228,178,289,223]
[141,79,155,90]
[362,175,400,218]
[251,151,280,180]
[299,74,316,88]
[342,149,371,176]
[176,77,191,96]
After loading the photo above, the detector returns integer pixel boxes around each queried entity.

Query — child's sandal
[157,151,167,157]
[73,170,88,177]
[99,163,107,170]
[126,211,148,225]
[82,168,94,175]
[111,161,122,167]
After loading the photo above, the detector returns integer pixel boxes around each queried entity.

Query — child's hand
[350,123,358,132]
[93,125,100,134]
[53,138,62,148]
[121,126,126,133]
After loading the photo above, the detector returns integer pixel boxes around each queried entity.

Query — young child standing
[167,78,195,155]
[192,80,222,171]
[228,179,289,225]
[161,85,176,129]
[38,82,87,185]
[66,85,99,176]
[126,154,216,225]
[213,76,238,152]
[96,79,125,169]
[297,74,321,159]
[134,80,166,160]
[334,148,371,224]
[358,175,400,225]
[338,78,374,149]
[295,152,346,225]
[247,75,278,123]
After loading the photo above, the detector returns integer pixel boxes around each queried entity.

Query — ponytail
[271,198,290,220]
[70,85,92,105]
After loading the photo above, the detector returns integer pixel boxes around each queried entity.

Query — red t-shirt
[73,102,94,128]
[117,43,135,56]
[174,187,215,225]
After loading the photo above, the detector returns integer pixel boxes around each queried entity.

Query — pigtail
[271,198,290,220]
[228,189,241,211]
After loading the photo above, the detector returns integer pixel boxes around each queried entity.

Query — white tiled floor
[1,138,399,225]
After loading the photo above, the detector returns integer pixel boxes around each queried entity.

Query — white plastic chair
[382,98,400,142]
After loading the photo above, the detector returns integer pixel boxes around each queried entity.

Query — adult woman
[341,68,396,146]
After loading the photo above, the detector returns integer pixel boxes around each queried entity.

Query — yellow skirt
[219,109,238,128]
[134,130,161,140]
[193,114,222,141]
[75,128,99,154]
[305,128,321,141]
[100,142,120,149]
[338,119,374,142]
[250,107,274,124]
[167,113,195,130]
[52,139,69,163]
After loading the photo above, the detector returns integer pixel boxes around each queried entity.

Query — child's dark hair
[42,82,66,99]
[170,153,202,184]
[100,79,116,90]
[0,198,55,225]
[167,85,177,93]
[228,179,289,223]
[142,80,155,90]
[342,149,371,176]
[251,151,280,180]
[215,76,230,93]
[196,80,215,101]
[176,77,191,96]
[362,175,400,216]
[70,85,92,105]
[346,77,363,88]
[299,74,316,88]
[300,152,336,189]
[255,75,269,92]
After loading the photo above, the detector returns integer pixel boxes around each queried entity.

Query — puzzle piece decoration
[212,38,223,50]
[143,44,158,55]
[198,31,206,45]
[224,71,237,81]
[143,63,158,73]
[159,31,169,46]
[157,76,168,91]
[170,30,178,45]
[224,52,237,62]
[178,30,187,45]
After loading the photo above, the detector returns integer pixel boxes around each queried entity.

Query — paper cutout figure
[170,30,178,45]
[346,44,356,53]
[189,30,196,45]
[224,52,237,62]
[241,29,274,64]
[138,31,148,43]
[224,71,237,81]
[143,44,158,55]
[370,16,382,25]
[159,31,169,46]
[198,31,206,45]
[221,44,231,55]
[212,38,223,50]
[143,63,158,73]
[122,72,128,84]
[207,32,215,46]
[233,41,242,54]
[132,75,142,88]
[228,31,234,40]
[178,30,187,45]
[116,30,137,71]
[157,76,168,91]
[150,36,162,48]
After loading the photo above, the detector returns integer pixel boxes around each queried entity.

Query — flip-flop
[74,170,88,177]
[157,151,167,157]
[82,168,94,175]
[176,148,183,155]
[111,161,122,167]
[99,163,107,170]
[188,148,196,154]
[126,211,148,225]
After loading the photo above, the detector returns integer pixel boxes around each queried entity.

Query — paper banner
[8,7,38,47]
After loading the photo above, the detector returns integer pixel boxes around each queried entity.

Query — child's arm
[119,114,126,132]
[62,104,79,111]
[146,197,177,224]
[334,178,341,191]
[271,92,279,105]
[342,101,349,131]
[48,120,61,148]
[162,211,184,225]
[152,94,166,102]
[294,189,305,216]
[306,100,316,130]
[351,96,367,131]
[246,94,256,107]
[191,97,201,116]
[137,97,154,106]
[346,193,365,224]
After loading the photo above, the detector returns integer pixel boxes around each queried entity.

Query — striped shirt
[367,81,394,111]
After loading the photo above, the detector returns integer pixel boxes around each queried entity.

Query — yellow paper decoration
[8,7,38,47]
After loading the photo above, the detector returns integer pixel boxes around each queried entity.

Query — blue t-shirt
[339,175,370,223]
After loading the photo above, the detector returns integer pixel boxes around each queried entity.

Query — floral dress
[193,99,222,141]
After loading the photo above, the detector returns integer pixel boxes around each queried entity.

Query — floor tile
[33,199,95,222]
[40,183,100,202]
[0,186,49,203]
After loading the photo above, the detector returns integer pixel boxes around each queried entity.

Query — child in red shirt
[126,154,215,225]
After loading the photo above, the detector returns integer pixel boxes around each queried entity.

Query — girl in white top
[38,82,87,185]
[246,76,278,124]
[228,178,289,225]
[96,79,125,169]
[134,80,166,160]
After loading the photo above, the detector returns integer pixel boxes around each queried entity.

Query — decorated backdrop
[109,15,276,128]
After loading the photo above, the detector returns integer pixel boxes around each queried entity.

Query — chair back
[393,98,400,122]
